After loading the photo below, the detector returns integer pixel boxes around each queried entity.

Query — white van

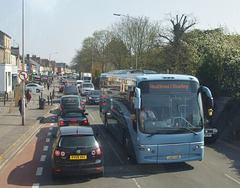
[76,80,84,89]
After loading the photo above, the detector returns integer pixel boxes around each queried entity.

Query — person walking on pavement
[18,97,22,115]
[26,90,32,106]
[47,82,50,90]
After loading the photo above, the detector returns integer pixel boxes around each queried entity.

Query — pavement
[0,83,60,172]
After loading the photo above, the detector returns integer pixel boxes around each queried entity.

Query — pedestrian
[18,97,22,115]
[26,90,32,106]
[47,82,50,90]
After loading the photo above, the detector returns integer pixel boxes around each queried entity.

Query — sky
[1,0,240,65]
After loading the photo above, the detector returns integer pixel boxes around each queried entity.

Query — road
[0,78,240,188]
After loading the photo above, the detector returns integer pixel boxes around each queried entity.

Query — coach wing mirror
[134,87,141,109]
[199,86,214,116]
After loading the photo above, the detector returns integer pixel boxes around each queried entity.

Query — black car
[60,95,85,116]
[63,85,79,95]
[51,126,104,178]
[58,110,89,127]
[86,90,101,104]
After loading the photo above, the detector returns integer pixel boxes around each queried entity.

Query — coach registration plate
[166,155,181,160]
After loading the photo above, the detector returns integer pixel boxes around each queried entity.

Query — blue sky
[1,0,240,64]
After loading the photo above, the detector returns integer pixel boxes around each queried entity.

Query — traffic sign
[19,71,29,81]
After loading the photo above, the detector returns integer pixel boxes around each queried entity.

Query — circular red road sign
[19,71,29,81]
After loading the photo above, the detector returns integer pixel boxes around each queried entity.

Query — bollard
[53,89,55,99]
[6,91,8,101]
[39,96,41,106]
[4,93,6,106]
[50,93,53,106]
[48,96,50,105]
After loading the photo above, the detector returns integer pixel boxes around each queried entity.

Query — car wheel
[36,89,40,93]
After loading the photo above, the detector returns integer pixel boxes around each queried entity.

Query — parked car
[79,83,94,96]
[58,109,89,127]
[59,95,85,116]
[26,83,44,93]
[86,90,101,104]
[51,126,104,178]
[63,85,79,95]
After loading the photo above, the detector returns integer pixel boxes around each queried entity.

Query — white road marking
[109,141,124,165]
[43,146,48,151]
[49,127,53,130]
[47,132,52,136]
[225,174,240,185]
[132,178,141,188]
[50,123,54,126]
[89,114,95,121]
[96,125,123,164]
[40,155,46,162]
[32,183,40,188]
[96,125,106,138]
[46,138,50,142]
[36,167,43,176]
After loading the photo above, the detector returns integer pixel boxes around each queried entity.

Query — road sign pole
[22,0,25,126]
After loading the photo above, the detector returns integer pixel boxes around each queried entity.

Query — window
[59,135,97,148]
[8,72,11,86]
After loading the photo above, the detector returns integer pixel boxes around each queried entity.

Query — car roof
[61,95,81,99]
[60,126,93,136]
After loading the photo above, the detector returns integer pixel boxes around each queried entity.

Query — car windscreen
[62,112,84,118]
[89,90,100,95]
[62,98,80,108]
[59,135,97,148]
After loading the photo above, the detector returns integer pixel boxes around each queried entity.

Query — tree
[160,14,196,73]
[112,16,161,69]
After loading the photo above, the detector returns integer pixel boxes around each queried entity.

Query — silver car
[79,83,94,96]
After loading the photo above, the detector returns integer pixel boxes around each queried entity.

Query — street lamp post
[49,52,58,95]
[113,13,138,69]
[49,52,58,75]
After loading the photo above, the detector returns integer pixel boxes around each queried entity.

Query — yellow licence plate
[70,155,87,160]
[70,123,79,126]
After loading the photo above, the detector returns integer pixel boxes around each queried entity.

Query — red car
[59,83,65,92]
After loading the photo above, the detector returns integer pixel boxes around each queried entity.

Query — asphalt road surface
[0,79,240,188]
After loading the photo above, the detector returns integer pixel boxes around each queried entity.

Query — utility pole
[21,0,25,125]
[113,13,138,69]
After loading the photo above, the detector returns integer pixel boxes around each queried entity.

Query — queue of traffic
[51,76,103,178]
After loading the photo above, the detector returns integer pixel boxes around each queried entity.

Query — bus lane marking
[36,167,43,176]
[43,146,48,151]
[40,155,46,162]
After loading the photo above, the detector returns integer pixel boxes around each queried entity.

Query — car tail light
[60,108,62,112]
[79,107,82,110]
[84,120,88,125]
[59,121,65,126]
[55,150,66,157]
[91,148,102,156]
[81,102,85,105]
